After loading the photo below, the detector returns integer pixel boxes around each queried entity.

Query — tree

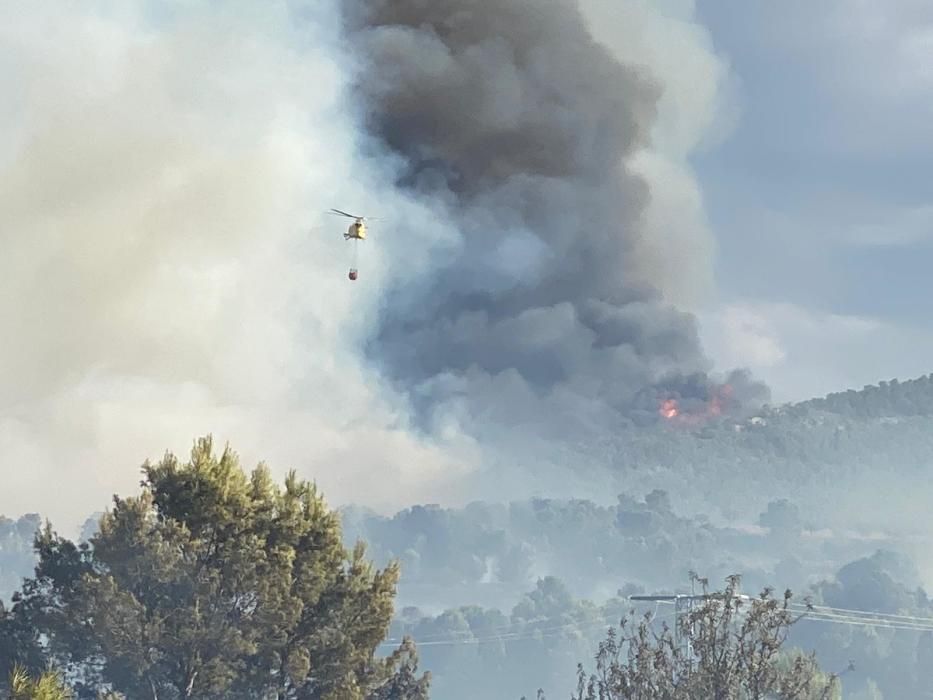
[7,666,72,700]
[367,638,430,700]
[569,576,838,700]
[759,500,802,539]
[15,436,429,700]
[0,514,41,601]
[0,601,45,690]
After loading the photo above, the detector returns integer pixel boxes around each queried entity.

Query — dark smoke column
[341,0,768,436]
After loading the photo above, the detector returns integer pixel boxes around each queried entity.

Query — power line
[378,595,933,652]
[800,602,933,625]
[378,609,674,649]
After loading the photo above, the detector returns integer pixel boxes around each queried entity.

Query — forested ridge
[569,373,933,526]
[5,375,933,698]
[633,374,933,465]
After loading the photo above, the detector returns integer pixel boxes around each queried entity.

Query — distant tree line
[389,551,933,699]
[794,374,933,419]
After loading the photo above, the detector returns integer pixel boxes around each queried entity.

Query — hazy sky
[2,0,932,527]
[691,0,933,401]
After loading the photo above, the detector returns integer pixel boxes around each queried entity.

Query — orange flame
[658,384,734,425]
[659,398,679,419]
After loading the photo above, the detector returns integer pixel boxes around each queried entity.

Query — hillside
[788,374,933,418]
[5,372,933,605]
[3,375,933,699]
[337,373,933,613]
[558,373,933,523]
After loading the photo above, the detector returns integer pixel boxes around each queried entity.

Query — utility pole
[629,593,711,663]
[630,576,749,669]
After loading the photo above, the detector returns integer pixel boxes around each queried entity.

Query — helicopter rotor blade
[328,208,360,218]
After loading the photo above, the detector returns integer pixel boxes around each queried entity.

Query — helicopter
[329,208,376,241]
[328,208,379,281]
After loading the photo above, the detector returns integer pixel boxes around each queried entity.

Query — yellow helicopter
[328,208,378,280]
[329,208,377,240]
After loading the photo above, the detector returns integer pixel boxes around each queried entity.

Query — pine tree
[15,436,429,700]
[7,666,73,700]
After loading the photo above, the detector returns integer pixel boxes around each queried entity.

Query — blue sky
[688,1,933,401]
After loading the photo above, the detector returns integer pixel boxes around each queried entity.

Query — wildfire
[707,383,733,418]
[658,384,734,425]
[659,398,679,419]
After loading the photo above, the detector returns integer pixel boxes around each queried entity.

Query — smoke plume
[1,0,766,528]
[343,0,768,441]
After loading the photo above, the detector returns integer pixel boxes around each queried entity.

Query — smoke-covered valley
[7,377,933,698]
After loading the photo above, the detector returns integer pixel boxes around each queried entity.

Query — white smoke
[577,0,736,309]
[0,0,473,532]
